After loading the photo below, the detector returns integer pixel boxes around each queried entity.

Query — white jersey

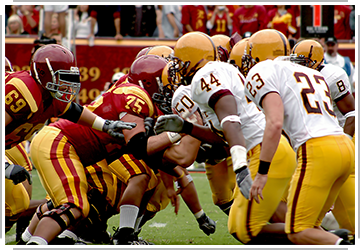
[245,60,344,152]
[189,61,265,152]
[172,85,200,119]
[319,63,352,128]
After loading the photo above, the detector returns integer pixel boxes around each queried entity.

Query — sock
[119,205,139,229]
[21,227,32,242]
[134,214,144,233]
[27,236,48,245]
[194,209,204,219]
[58,229,78,241]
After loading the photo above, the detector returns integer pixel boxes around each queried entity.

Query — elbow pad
[60,102,84,123]
[126,132,148,160]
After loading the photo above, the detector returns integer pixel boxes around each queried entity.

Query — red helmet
[128,54,168,98]
[128,55,173,114]
[135,46,153,60]
[30,44,81,102]
[5,57,13,72]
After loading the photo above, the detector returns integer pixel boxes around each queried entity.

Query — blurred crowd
[5,5,356,42]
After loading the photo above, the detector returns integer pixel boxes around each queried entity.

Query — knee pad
[36,200,54,220]
[41,203,79,231]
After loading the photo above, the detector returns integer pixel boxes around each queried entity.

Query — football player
[241,29,354,245]
[290,39,355,238]
[154,31,297,244]
[5,44,136,185]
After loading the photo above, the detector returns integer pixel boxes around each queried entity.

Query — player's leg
[286,135,354,245]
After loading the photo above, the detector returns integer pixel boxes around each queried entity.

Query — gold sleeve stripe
[8,80,38,113]
[113,86,154,116]
[85,96,104,113]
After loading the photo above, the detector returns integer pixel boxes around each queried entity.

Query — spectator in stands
[18,5,40,35]
[119,5,157,37]
[324,36,355,95]
[267,5,297,39]
[48,13,60,35]
[74,5,98,38]
[6,14,28,35]
[349,5,355,39]
[158,5,182,38]
[232,5,268,37]
[43,5,68,38]
[207,5,233,36]
[89,5,122,40]
[334,5,353,40]
[181,5,208,35]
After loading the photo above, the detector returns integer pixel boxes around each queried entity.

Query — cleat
[196,213,216,236]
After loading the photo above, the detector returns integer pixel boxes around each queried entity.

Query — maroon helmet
[128,54,168,98]
[30,44,81,102]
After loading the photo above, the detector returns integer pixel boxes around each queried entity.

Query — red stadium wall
[5,36,355,105]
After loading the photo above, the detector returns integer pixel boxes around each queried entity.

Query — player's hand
[154,114,184,134]
[143,117,155,136]
[5,162,32,185]
[235,166,253,200]
[249,173,267,203]
[103,120,137,139]
[167,188,180,215]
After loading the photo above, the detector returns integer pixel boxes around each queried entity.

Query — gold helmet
[171,31,217,84]
[211,34,231,61]
[146,45,174,60]
[229,38,249,74]
[290,39,324,70]
[242,29,290,76]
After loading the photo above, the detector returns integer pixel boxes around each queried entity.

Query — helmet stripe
[275,30,288,56]
[201,32,217,61]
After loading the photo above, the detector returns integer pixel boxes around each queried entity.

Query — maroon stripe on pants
[290,143,307,233]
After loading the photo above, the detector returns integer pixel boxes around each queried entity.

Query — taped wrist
[230,145,247,172]
[166,132,182,143]
[92,116,106,131]
[258,160,271,175]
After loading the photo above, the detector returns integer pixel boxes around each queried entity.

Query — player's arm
[335,93,355,138]
[5,111,13,127]
[250,92,283,203]
[60,102,136,137]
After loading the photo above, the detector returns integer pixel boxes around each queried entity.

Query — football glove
[235,166,252,200]
[5,162,32,185]
[103,120,137,139]
[196,213,216,236]
[154,114,184,134]
[143,117,155,136]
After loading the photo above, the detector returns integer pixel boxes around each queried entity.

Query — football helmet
[135,47,152,60]
[290,39,324,70]
[146,45,174,60]
[30,44,80,103]
[211,34,231,61]
[229,38,249,73]
[170,31,217,85]
[128,54,172,114]
[242,29,290,76]
[5,57,13,72]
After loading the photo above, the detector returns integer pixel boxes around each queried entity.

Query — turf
[5,170,241,245]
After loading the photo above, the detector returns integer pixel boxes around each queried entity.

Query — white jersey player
[290,39,355,139]
[156,31,297,244]
[241,29,354,245]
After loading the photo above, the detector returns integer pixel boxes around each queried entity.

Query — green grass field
[5,169,241,245]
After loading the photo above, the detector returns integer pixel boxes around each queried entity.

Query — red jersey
[334,5,352,39]
[208,13,231,36]
[21,9,40,35]
[232,5,268,36]
[5,71,70,149]
[51,83,160,166]
[267,8,297,37]
[181,5,208,34]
